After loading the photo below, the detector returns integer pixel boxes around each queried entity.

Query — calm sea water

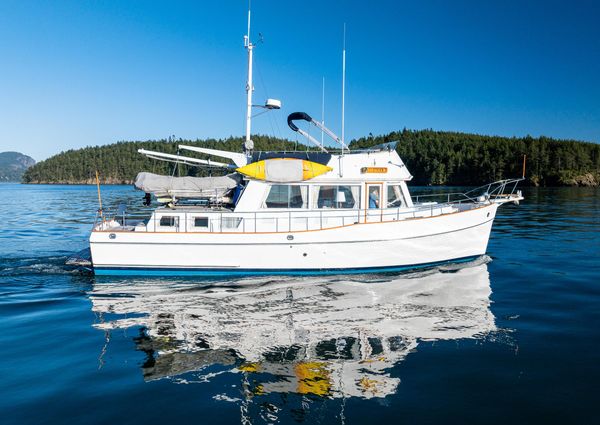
[0,183,598,424]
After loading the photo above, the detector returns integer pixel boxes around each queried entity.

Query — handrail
[412,178,523,204]
[95,204,458,233]
[94,178,524,234]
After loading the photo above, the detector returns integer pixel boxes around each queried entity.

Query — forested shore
[22,130,600,186]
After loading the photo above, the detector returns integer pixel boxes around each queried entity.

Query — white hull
[90,203,498,275]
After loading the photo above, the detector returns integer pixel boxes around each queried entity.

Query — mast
[339,24,347,177]
[341,23,346,151]
[244,4,254,152]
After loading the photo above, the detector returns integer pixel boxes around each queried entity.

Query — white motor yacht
[88,9,523,276]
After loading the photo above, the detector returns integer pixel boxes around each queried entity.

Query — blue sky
[0,0,598,160]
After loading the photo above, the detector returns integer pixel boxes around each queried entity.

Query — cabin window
[386,184,406,208]
[312,185,360,209]
[194,217,209,227]
[159,216,178,227]
[264,185,308,209]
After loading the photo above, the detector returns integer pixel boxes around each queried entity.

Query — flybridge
[135,120,409,204]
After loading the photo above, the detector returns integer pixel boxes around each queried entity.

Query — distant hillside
[0,152,36,182]
[22,131,600,186]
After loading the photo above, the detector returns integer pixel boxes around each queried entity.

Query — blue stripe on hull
[93,256,481,277]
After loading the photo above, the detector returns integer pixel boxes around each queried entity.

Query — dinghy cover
[134,172,242,198]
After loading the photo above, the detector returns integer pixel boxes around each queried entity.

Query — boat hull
[90,203,498,276]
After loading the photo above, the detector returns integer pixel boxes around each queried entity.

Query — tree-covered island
[22,130,599,186]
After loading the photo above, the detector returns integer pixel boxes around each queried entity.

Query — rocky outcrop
[560,173,599,187]
[0,152,36,182]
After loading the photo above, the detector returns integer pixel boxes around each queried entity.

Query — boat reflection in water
[90,257,496,400]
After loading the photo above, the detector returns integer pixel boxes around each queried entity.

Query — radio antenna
[321,77,325,147]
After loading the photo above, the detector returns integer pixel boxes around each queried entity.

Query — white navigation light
[265,98,281,109]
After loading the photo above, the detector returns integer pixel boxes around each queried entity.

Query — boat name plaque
[361,167,388,174]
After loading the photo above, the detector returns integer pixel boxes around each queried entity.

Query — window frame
[386,183,407,208]
[312,185,361,210]
[194,217,209,228]
[159,216,179,227]
[262,184,309,209]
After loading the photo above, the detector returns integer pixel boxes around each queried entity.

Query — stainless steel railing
[412,178,524,204]
[94,178,523,234]
[94,204,458,233]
